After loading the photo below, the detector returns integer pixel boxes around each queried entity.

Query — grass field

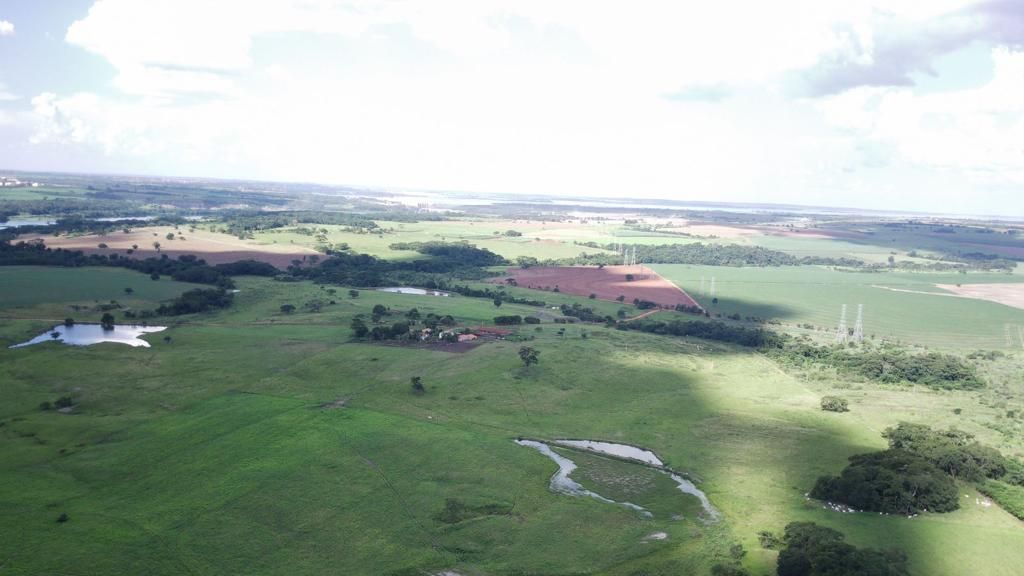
[655,264,1024,350]
[252,219,619,261]
[2,272,1022,575]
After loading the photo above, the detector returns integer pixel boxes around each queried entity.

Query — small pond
[376,287,450,297]
[517,438,720,522]
[9,324,168,349]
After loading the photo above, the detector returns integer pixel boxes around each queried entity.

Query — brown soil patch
[936,283,1024,310]
[498,265,701,310]
[17,226,320,269]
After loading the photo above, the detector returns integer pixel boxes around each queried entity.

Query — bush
[494,315,523,325]
[524,316,541,324]
[758,530,782,550]
[820,396,849,412]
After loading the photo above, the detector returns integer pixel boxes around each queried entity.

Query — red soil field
[497,265,702,310]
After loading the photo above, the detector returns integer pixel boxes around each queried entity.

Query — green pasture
[1,273,1023,575]
[655,264,1024,350]
[251,219,618,261]
[0,266,206,326]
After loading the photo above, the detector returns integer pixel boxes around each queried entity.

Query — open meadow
[1,269,1023,575]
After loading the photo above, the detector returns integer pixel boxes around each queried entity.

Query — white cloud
[0,20,14,36]
[16,0,1024,214]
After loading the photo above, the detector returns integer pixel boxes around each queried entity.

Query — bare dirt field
[937,283,1024,310]
[499,265,701,309]
[17,226,320,269]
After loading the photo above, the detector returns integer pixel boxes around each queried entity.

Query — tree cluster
[775,522,908,576]
[810,449,960,514]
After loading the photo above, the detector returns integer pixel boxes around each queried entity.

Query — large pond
[517,438,720,522]
[0,217,56,229]
[376,287,450,297]
[9,324,168,349]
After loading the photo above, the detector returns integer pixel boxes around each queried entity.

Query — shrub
[524,316,541,324]
[820,396,849,412]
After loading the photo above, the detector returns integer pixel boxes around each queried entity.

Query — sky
[0,0,1023,216]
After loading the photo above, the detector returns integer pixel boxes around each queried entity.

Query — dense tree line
[292,246,505,288]
[387,241,507,267]
[775,522,908,576]
[567,240,1015,271]
[155,288,234,316]
[767,343,983,390]
[619,318,781,347]
[0,240,240,288]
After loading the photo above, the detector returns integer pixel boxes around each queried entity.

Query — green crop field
[655,264,1024,350]
[2,273,1023,575]
[0,267,207,335]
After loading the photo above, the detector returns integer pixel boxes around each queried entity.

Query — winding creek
[517,438,720,522]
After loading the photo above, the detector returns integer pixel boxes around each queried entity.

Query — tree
[166,232,176,240]
[372,304,388,316]
[348,289,359,298]
[518,346,540,367]
[100,312,115,330]
[411,376,425,394]
[406,308,421,321]
[131,244,139,250]
[280,304,296,314]
[820,396,849,412]
[616,295,625,302]
[124,287,134,295]
[153,241,161,252]
[625,274,635,281]
[589,293,596,299]
[63,318,75,327]
[493,298,502,308]
[150,273,160,280]
[350,317,369,338]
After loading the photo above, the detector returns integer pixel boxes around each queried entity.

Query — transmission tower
[835,304,848,344]
[700,276,706,296]
[852,304,864,343]
[709,277,716,300]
